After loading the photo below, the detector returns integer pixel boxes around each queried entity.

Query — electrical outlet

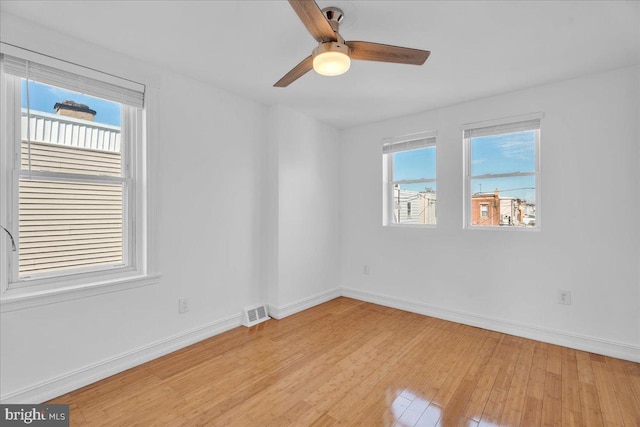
[363,265,370,275]
[179,298,190,314]
[558,290,571,305]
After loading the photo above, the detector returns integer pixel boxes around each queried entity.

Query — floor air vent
[242,304,270,327]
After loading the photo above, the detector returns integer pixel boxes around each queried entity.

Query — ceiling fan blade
[346,41,431,65]
[274,55,314,87]
[288,0,337,43]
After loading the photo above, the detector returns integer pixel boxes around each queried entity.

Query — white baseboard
[268,287,341,320]
[1,313,242,404]
[341,287,640,363]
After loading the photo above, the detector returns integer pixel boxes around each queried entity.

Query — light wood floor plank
[519,341,548,426]
[44,297,639,426]
[560,347,585,427]
[590,355,625,426]
[497,338,535,427]
[461,333,505,422]
[477,335,522,426]
[540,344,563,426]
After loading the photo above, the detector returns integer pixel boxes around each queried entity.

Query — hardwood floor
[48,297,640,426]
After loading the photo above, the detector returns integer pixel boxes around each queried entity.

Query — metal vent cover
[242,304,270,327]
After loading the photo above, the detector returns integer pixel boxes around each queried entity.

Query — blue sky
[392,130,536,203]
[21,79,121,126]
[471,131,535,176]
[393,147,437,193]
[393,147,436,181]
[471,131,536,202]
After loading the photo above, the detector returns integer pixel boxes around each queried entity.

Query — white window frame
[382,130,437,227]
[0,44,158,311]
[462,113,542,231]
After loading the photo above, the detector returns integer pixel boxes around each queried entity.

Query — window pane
[21,80,121,126]
[18,80,126,277]
[18,179,124,277]
[21,80,122,177]
[392,183,437,225]
[471,130,535,176]
[392,146,436,181]
[470,176,536,227]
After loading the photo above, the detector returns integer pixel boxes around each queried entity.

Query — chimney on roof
[494,188,499,197]
[54,100,96,121]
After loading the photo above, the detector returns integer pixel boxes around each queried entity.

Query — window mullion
[391,178,436,185]
[18,170,127,185]
[470,171,536,180]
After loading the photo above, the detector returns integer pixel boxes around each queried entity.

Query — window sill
[384,223,437,229]
[0,273,161,313]
[465,225,540,232]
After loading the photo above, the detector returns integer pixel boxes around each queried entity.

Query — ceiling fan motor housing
[312,41,350,59]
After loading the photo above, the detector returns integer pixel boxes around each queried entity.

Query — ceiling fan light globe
[312,42,351,77]
[313,51,351,76]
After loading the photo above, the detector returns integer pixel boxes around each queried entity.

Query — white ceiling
[2,1,639,129]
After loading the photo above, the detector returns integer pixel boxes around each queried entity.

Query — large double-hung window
[0,45,149,297]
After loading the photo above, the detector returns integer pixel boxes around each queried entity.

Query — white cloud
[46,86,72,97]
[496,133,534,160]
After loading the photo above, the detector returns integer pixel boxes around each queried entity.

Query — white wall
[0,15,266,402]
[265,105,341,316]
[340,66,640,361]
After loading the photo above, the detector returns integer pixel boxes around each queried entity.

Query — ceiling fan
[274,0,431,87]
